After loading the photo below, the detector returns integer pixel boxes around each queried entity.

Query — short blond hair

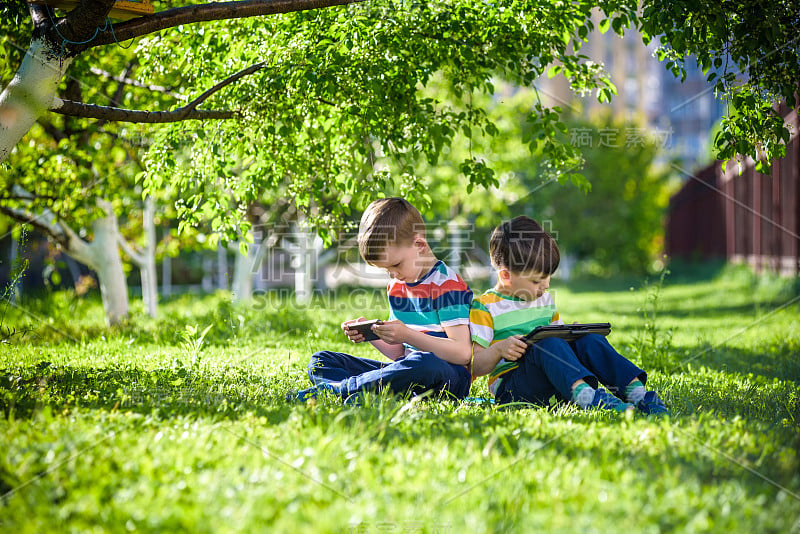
[358,198,425,263]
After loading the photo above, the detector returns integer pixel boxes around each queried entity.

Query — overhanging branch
[185,61,266,112]
[71,0,363,54]
[51,101,234,122]
[0,205,68,248]
[51,61,266,123]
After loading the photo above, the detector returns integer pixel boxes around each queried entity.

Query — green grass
[1,266,799,533]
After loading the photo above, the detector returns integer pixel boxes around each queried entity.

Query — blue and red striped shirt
[387,260,472,355]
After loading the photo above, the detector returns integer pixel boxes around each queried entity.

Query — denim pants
[495,334,646,406]
[309,350,471,400]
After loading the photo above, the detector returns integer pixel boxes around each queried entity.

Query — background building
[537,13,726,170]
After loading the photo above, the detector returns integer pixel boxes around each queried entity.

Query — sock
[572,383,595,408]
[625,380,646,404]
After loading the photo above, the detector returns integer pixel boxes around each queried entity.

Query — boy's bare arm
[369,339,406,360]
[470,336,528,377]
[372,321,472,366]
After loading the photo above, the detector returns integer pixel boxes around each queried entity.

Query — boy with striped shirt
[292,198,473,402]
[470,216,668,414]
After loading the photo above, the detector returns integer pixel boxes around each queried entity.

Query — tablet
[347,319,383,342]
[522,323,611,345]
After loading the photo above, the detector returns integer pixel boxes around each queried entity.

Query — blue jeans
[495,334,646,406]
[309,350,471,400]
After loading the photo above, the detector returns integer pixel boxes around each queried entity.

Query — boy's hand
[494,335,528,361]
[370,320,408,345]
[342,317,368,343]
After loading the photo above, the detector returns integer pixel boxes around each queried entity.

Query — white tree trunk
[88,205,129,325]
[232,231,265,302]
[161,254,172,298]
[217,244,228,290]
[447,219,463,273]
[1,191,129,324]
[0,36,71,162]
[141,197,158,317]
[65,209,126,324]
[117,197,158,317]
[284,226,324,305]
[62,202,129,325]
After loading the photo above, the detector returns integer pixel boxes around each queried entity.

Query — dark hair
[489,216,560,275]
[358,198,426,263]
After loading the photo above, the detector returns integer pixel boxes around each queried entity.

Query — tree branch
[51,61,267,123]
[185,61,266,112]
[70,0,363,54]
[51,100,234,122]
[0,202,69,248]
[4,185,69,239]
[118,234,145,266]
[0,192,60,202]
[64,0,116,41]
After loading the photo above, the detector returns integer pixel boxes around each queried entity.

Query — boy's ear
[413,234,428,251]
[498,268,512,281]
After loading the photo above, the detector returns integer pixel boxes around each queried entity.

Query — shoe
[286,382,338,403]
[588,388,635,412]
[636,390,669,416]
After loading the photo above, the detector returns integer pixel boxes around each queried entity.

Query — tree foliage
[639,0,800,173]
[512,111,673,275]
[134,0,633,242]
[1,0,797,246]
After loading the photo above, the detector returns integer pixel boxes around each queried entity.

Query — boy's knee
[309,350,335,371]
[574,333,607,350]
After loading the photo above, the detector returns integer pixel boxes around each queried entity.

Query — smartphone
[346,319,383,342]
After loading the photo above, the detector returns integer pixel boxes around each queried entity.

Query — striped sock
[572,383,595,408]
[625,380,646,404]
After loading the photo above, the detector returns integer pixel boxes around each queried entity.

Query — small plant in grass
[633,265,675,371]
[179,324,213,371]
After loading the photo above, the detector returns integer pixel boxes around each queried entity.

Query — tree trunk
[117,197,158,317]
[285,226,324,305]
[0,36,72,162]
[202,255,213,292]
[232,231,265,302]
[88,207,129,325]
[217,244,228,290]
[57,202,129,325]
[162,254,172,298]
[141,197,158,317]
[447,219,463,273]
[0,195,129,324]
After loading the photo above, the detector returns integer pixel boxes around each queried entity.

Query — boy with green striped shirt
[470,216,668,414]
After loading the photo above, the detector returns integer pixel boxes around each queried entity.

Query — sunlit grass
[1,267,798,532]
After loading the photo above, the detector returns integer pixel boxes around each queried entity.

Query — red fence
[666,108,800,275]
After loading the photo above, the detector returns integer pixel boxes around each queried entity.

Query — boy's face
[499,269,551,300]
[370,237,431,283]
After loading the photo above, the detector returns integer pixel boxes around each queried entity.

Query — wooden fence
[666,107,800,275]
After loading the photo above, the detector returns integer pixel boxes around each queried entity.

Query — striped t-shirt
[470,289,563,395]
[388,260,472,356]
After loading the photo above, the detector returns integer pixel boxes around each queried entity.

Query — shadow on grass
[0,362,295,425]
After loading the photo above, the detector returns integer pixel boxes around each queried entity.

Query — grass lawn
[1,265,798,533]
